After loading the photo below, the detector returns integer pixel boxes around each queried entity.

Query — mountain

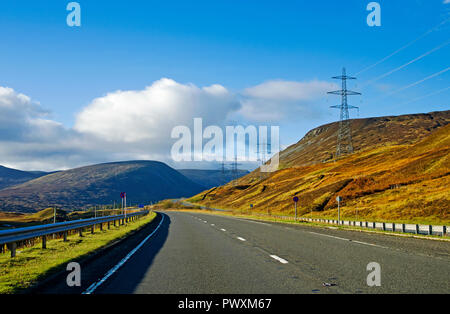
[0,166,49,190]
[177,169,249,189]
[0,161,204,213]
[189,110,450,224]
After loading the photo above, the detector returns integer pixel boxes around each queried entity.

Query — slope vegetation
[189,111,450,224]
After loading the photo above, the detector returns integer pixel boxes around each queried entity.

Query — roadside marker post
[293,197,299,220]
[336,196,342,224]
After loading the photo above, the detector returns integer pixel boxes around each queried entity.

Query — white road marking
[308,231,387,249]
[83,214,165,294]
[308,231,349,242]
[237,237,246,241]
[211,224,215,226]
[270,255,289,264]
[352,240,388,249]
[221,228,226,232]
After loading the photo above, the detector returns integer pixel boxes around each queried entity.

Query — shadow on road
[95,212,171,294]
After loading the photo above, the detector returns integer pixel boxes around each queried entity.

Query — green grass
[0,212,156,294]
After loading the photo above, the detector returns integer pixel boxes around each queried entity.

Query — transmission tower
[257,142,271,180]
[327,68,361,157]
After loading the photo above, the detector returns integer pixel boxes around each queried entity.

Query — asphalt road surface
[70,211,450,294]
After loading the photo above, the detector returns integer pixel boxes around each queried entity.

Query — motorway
[66,211,449,294]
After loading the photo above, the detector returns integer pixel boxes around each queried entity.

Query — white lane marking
[211,224,215,226]
[270,255,289,264]
[308,231,349,242]
[240,219,270,226]
[352,240,388,249]
[83,215,165,294]
[221,228,226,232]
[237,237,246,241]
[308,231,387,249]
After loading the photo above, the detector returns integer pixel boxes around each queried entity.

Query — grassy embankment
[0,211,156,294]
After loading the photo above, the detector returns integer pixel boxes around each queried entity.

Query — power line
[383,66,450,97]
[361,39,450,87]
[356,18,450,75]
[398,86,450,106]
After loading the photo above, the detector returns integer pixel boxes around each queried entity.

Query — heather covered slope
[189,112,450,224]
[0,161,204,213]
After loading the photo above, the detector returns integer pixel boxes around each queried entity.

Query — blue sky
[0,0,449,171]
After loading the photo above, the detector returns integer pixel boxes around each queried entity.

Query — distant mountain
[177,169,249,189]
[0,161,205,213]
[189,110,450,224]
[0,166,49,190]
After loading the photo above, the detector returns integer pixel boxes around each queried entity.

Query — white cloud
[238,80,338,123]
[444,0,450,4]
[74,78,239,143]
[0,78,336,171]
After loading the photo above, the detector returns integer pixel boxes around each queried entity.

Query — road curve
[88,211,449,294]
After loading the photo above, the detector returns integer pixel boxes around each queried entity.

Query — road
[75,211,450,294]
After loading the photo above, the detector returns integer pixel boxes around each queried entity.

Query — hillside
[177,169,249,189]
[0,161,204,213]
[189,111,450,224]
[0,166,49,190]
[279,110,450,167]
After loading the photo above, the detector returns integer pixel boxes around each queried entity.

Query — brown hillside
[189,111,450,225]
[279,110,450,167]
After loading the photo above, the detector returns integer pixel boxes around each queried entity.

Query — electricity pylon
[328,68,361,157]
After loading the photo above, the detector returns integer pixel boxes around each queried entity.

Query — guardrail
[258,214,448,237]
[296,217,448,237]
[0,210,149,258]
[177,202,448,238]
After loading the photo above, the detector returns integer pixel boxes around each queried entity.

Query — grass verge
[0,212,156,294]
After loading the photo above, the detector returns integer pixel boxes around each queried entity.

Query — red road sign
[120,192,126,199]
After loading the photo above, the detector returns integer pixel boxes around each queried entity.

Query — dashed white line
[237,237,246,241]
[211,224,215,226]
[221,228,226,232]
[270,255,289,264]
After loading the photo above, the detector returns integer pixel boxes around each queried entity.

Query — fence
[0,210,149,258]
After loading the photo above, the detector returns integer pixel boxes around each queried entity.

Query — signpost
[336,196,342,224]
[120,192,127,224]
[293,196,299,220]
